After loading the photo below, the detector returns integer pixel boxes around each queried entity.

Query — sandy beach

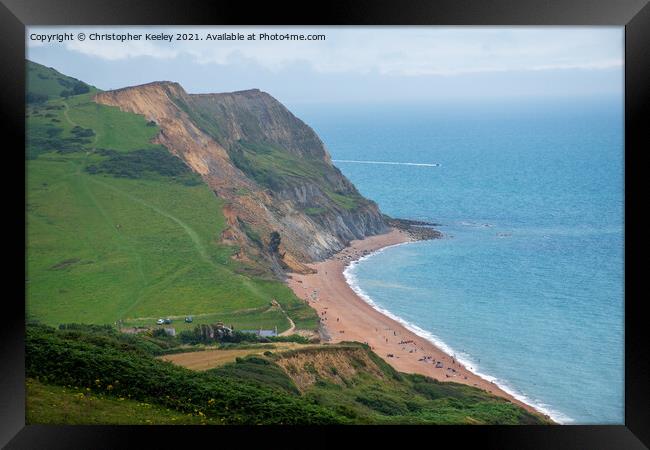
[287,228,549,419]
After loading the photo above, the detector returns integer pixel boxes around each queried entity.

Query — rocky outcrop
[190,89,330,160]
[94,82,388,270]
[385,217,443,240]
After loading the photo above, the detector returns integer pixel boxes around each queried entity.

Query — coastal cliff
[26,60,551,426]
[94,82,388,273]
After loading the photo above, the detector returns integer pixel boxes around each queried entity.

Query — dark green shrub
[72,81,90,95]
[26,93,48,104]
[355,391,408,416]
[25,324,339,424]
[71,126,95,138]
[85,147,193,180]
[46,128,62,138]
[152,328,168,338]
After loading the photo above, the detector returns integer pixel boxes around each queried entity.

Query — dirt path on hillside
[62,101,77,128]
[88,177,214,267]
[279,315,296,336]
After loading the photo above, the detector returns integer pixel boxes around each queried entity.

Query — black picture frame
[2,0,647,448]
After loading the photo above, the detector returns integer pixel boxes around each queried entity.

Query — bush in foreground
[26,324,339,425]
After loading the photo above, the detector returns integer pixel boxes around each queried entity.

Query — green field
[26,378,221,425]
[26,63,318,332]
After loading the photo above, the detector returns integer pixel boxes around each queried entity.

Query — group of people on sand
[318,309,341,322]
[378,327,472,379]
[292,250,525,403]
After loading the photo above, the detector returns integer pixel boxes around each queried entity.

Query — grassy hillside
[26,67,318,332]
[24,64,546,426]
[26,324,547,425]
[272,346,545,424]
[26,378,222,425]
[27,60,98,103]
[26,324,339,425]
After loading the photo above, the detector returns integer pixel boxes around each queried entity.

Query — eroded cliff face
[94,82,388,272]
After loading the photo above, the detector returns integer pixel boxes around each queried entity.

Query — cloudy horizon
[27,26,623,106]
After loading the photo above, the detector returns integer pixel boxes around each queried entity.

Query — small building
[163,327,176,337]
[196,323,233,340]
[240,328,277,337]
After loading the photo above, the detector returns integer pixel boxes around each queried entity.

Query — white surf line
[332,159,440,167]
[342,245,572,424]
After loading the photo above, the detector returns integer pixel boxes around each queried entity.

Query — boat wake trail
[333,159,440,167]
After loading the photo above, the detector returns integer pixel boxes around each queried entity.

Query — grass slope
[26,324,548,425]
[26,84,317,332]
[26,378,221,425]
[26,324,338,425]
[27,60,98,102]
[301,352,544,424]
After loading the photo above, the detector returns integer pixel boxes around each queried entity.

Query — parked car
[156,319,164,325]
[185,316,193,323]
[163,318,172,324]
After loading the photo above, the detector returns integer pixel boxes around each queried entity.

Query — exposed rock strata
[95,82,388,271]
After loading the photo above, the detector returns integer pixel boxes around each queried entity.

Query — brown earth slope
[94,82,387,274]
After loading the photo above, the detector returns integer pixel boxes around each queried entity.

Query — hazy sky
[27,26,623,106]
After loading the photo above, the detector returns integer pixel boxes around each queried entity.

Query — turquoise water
[295,98,624,424]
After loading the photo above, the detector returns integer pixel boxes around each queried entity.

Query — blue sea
[295,97,624,424]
